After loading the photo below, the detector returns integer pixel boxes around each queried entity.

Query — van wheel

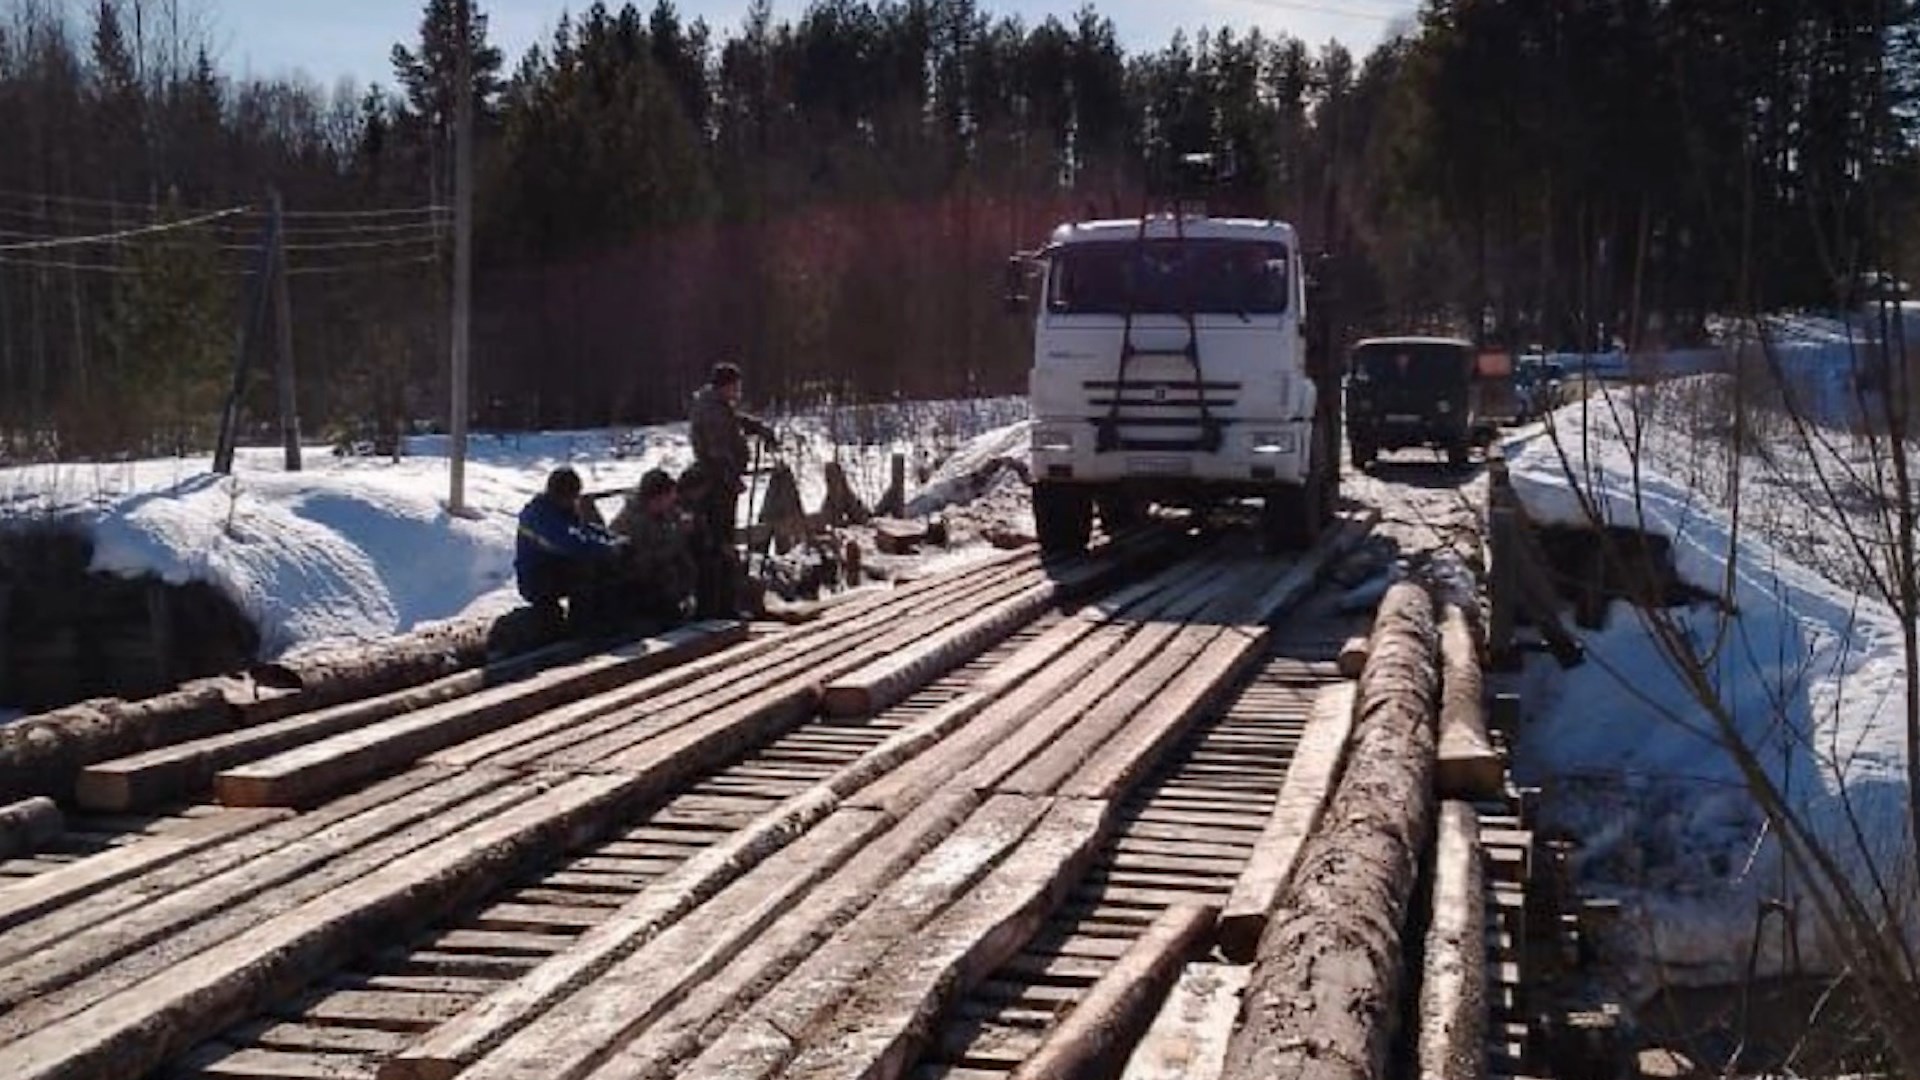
[1351,437,1378,471]
[1446,440,1471,468]
[1035,484,1093,556]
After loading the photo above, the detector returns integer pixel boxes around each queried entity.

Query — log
[214,622,745,807]
[873,518,929,556]
[76,638,591,812]
[482,791,993,1080]
[0,683,229,802]
[1221,581,1440,1080]
[1216,683,1357,961]
[1010,904,1216,1080]
[779,798,1110,1080]
[671,794,1059,1080]
[250,612,507,708]
[1436,600,1502,800]
[1120,962,1250,1080]
[0,771,636,1080]
[0,808,286,933]
[0,796,62,859]
[1417,802,1486,1080]
[1337,636,1371,678]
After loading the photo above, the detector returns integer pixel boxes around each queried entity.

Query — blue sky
[210,0,1418,90]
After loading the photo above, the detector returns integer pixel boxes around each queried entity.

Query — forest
[0,0,1914,456]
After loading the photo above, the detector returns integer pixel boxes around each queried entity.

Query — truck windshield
[1352,343,1472,388]
[1047,239,1290,316]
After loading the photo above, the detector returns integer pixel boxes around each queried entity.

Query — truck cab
[1014,214,1334,554]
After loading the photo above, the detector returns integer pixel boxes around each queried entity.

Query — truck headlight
[1251,430,1298,455]
[1032,426,1074,453]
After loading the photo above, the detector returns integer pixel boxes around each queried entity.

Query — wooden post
[144,581,174,690]
[1486,458,1518,666]
[269,189,301,472]
[212,215,279,475]
[876,452,907,517]
[448,0,475,514]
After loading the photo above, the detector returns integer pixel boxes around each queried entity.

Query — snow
[1504,393,1917,991]
[0,399,1032,673]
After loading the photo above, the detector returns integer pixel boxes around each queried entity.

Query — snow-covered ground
[0,399,1029,672]
[1506,388,1917,992]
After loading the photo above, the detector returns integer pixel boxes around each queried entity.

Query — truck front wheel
[1034,484,1093,556]
[1261,480,1324,552]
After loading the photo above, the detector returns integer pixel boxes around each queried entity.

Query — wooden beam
[1217,682,1356,961]
[1436,600,1502,800]
[0,770,522,1030]
[384,805,895,1080]
[0,808,287,933]
[0,772,637,1080]
[76,639,590,811]
[1238,508,1379,625]
[0,797,62,859]
[1119,962,1250,1080]
[1417,802,1487,1080]
[214,623,744,807]
[776,799,1109,1080]
[485,565,1039,772]
[1337,636,1371,678]
[1221,581,1440,1080]
[1009,904,1216,1080]
[469,792,1005,1080]
[0,682,231,803]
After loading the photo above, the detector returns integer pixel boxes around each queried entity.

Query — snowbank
[906,420,1031,517]
[1505,404,1916,990]
[0,399,1031,668]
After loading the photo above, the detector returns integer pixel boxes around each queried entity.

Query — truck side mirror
[1003,257,1031,315]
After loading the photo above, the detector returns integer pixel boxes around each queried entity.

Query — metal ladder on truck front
[1094,202,1225,455]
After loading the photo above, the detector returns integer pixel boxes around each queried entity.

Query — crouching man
[610,468,698,626]
[515,466,625,629]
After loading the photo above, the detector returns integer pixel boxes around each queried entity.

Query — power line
[0,206,249,253]
[284,253,441,277]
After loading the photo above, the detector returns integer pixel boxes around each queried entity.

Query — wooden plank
[0,773,637,1080]
[302,989,478,1029]
[1222,582,1440,1080]
[1119,963,1250,1080]
[820,549,1128,717]
[214,623,745,807]
[0,807,288,932]
[73,638,596,812]
[1004,625,1234,796]
[394,808,891,1080]
[186,1046,380,1079]
[778,798,1109,1080]
[0,796,62,859]
[1007,903,1215,1080]
[1436,600,1502,799]
[1238,509,1378,624]
[1337,636,1371,678]
[677,795,1088,1080]
[1417,802,1487,1080]
[0,771,523,1033]
[239,1022,417,1054]
[577,794,1040,1080]
[447,564,1033,771]
[522,572,1040,773]
[1217,682,1357,961]
[1063,626,1271,800]
[0,769,451,971]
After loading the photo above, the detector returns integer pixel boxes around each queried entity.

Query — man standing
[688,362,777,617]
[610,468,698,625]
[515,466,624,628]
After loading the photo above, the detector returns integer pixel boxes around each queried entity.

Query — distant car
[1345,336,1489,469]
[1513,354,1566,419]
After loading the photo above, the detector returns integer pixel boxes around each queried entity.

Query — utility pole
[270,188,302,472]
[448,0,475,513]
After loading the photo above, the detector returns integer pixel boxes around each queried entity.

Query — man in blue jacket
[516,466,624,627]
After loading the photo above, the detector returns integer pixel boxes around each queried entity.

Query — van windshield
[1047,239,1290,316]
[1352,343,1472,388]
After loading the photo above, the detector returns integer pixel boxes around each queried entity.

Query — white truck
[1011,213,1337,554]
